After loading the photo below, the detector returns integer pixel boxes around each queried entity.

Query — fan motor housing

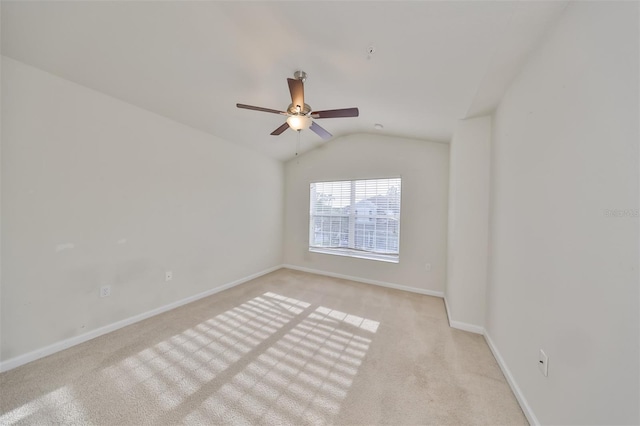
[287,103,312,115]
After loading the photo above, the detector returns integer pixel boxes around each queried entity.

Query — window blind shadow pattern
[0,292,379,425]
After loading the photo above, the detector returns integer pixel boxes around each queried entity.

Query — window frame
[308,177,402,263]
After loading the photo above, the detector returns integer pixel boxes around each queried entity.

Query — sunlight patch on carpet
[0,292,377,424]
[184,303,379,424]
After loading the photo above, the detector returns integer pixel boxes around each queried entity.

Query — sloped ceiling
[1,1,567,161]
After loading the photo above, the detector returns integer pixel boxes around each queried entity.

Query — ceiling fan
[236,70,359,140]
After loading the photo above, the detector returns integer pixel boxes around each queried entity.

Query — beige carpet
[0,268,527,425]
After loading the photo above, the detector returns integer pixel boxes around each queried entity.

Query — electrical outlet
[165,271,173,282]
[539,349,549,377]
[100,285,111,298]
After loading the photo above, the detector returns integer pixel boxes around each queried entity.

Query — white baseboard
[443,297,485,335]
[442,300,536,422]
[282,264,444,298]
[443,296,453,324]
[0,265,283,373]
[484,331,539,425]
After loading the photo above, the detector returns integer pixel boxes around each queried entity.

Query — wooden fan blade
[310,121,332,140]
[287,78,304,111]
[270,122,290,136]
[237,103,286,115]
[311,107,359,119]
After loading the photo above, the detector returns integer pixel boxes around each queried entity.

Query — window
[309,177,401,263]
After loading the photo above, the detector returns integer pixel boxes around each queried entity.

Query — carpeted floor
[0,268,527,425]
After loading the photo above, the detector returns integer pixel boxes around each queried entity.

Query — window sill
[309,247,399,263]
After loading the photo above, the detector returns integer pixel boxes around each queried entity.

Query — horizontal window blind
[309,177,401,261]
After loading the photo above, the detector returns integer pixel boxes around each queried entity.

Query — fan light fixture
[287,115,312,131]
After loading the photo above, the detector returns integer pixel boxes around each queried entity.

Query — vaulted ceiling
[1,1,567,161]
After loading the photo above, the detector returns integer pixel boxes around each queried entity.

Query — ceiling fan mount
[236,70,359,140]
[293,70,307,82]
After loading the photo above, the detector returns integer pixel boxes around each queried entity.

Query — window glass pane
[309,177,401,262]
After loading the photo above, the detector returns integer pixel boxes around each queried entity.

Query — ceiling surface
[1,1,567,161]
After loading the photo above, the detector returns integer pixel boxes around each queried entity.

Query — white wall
[0,7,3,366]
[283,133,449,294]
[446,116,491,332]
[486,2,639,424]
[1,57,284,362]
